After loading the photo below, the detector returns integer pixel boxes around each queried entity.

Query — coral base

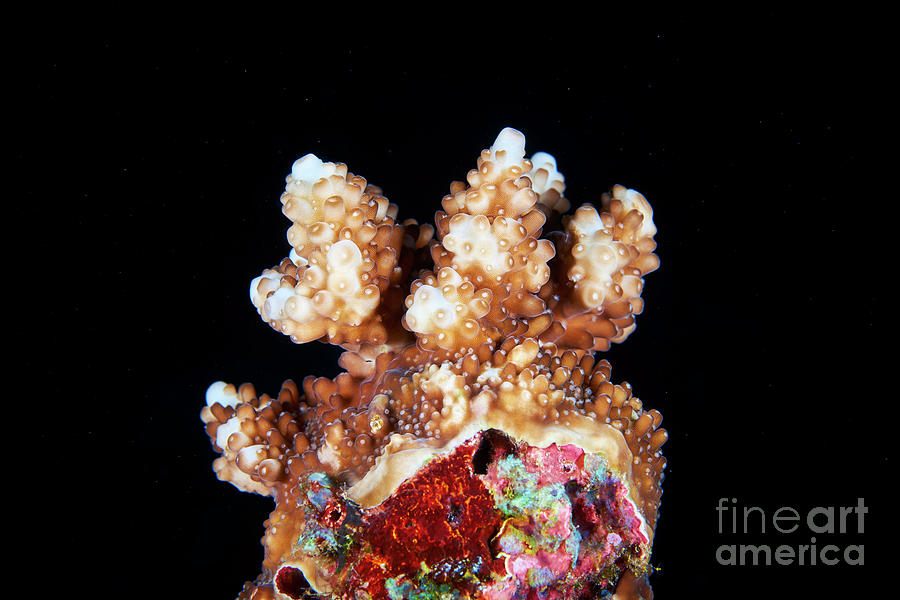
[273,429,650,600]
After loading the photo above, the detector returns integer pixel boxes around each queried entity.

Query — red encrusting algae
[283,430,650,599]
[350,435,506,598]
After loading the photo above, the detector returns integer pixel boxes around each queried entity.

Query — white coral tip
[529,151,565,195]
[206,381,239,408]
[491,127,527,161]
[291,153,326,182]
[530,151,557,170]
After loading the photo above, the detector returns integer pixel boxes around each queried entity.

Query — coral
[539,186,659,351]
[249,154,431,348]
[201,128,664,599]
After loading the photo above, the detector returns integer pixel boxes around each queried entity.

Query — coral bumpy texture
[201,128,665,600]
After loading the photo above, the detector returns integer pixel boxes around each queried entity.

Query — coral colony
[201,128,666,599]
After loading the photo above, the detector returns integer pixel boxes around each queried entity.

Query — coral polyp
[201,128,665,599]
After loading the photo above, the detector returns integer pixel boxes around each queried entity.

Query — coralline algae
[275,430,649,600]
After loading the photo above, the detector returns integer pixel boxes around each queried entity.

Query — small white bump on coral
[488,127,527,169]
[250,270,283,307]
[527,151,565,196]
[290,153,328,182]
[286,155,348,200]
[205,381,240,409]
[612,185,657,240]
[214,415,243,452]
[325,240,364,295]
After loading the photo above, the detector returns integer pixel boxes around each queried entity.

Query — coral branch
[250,154,430,350]
[541,185,660,351]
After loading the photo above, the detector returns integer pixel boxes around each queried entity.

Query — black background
[15,9,890,600]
